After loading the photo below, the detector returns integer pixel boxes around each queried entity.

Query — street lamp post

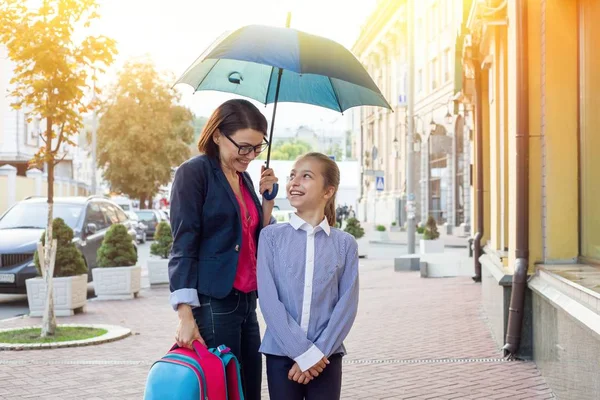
[406,0,416,254]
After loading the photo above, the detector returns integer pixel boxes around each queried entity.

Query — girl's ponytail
[324,198,336,227]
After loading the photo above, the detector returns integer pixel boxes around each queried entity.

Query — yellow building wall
[507,0,518,272]
[527,0,543,270]
[481,72,492,247]
[488,33,502,251]
[542,0,579,261]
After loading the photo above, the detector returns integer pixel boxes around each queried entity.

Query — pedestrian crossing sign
[376,176,384,191]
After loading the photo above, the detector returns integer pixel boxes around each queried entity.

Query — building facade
[462,1,600,398]
[352,0,471,231]
[352,0,409,227]
[413,0,471,230]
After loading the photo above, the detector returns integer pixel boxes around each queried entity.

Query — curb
[0,324,132,351]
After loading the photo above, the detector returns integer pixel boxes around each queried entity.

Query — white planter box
[371,231,389,242]
[147,258,170,285]
[420,239,445,254]
[356,237,369,258]
[92,265,141,300]
[26,274,88,317]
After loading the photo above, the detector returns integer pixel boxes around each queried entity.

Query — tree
[150,222,173,259]
[97,59,194,208]
[325,143,344,160]
[34,218,87,277]
[344,218,365,239]
[97,224,137,267]
[259,139,313,161]
[423,215,440,240]
[0,0,117,336]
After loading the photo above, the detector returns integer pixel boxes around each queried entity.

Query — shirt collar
[289,213,331,236]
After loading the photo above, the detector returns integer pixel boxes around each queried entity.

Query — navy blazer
[168,154,271,307]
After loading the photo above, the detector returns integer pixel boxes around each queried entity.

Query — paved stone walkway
[0,259,554,399]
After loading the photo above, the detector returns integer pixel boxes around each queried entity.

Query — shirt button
[235,245,240,252]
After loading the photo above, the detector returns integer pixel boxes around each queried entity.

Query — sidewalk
[0,259,553,400]
[363,224,469,249]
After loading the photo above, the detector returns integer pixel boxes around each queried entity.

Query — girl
[257,152,360,400]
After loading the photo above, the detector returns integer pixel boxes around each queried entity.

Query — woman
[169,99,278,400]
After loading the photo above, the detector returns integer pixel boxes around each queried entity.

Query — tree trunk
[139,194,146,209]
[41,120,56,338]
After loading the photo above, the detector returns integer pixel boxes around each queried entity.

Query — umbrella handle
[263,183,279,201]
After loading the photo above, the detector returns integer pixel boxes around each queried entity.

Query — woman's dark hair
[197,99,268,158]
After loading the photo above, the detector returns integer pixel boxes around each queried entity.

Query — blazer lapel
[210,157,241,221]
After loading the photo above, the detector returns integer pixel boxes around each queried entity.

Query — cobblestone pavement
[0,258,554,399]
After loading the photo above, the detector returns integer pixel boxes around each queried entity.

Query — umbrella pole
[263,11,291,201]
[262,67,283,200]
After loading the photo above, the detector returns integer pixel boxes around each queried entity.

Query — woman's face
[215,128,266,173]
[287,157,333,212]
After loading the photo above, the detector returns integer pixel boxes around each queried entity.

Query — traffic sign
[376,176,384,191]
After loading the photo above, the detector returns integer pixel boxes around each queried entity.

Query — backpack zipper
[156,358,208,400]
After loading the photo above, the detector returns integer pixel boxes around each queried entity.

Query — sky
[91,0,378,131]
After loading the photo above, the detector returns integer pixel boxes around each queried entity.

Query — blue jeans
[193,289,262,400]
[265,354,343,400]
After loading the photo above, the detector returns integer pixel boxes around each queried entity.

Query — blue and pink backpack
[143,341,244,400]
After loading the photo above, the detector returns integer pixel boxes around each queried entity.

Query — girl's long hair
[297,152,340,226]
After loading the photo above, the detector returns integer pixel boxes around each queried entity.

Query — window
[85,203,108,231]
[430,2,439,40]
[579,0,600,260]
[443,48,451,82]
[430,58,438,91]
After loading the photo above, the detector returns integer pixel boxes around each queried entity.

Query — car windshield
[0,202,84,230]
[135,211,156,223]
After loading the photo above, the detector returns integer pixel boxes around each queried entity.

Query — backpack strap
[211,345,244,400]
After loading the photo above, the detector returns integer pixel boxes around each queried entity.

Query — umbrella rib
[194,59,221,93]
[328,77,343,113]
[265,66,276,105]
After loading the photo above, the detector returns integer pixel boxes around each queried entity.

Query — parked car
[133,209,166,239]
[126,211,147,244]
[0,196,138,294]
[111,196,136,212]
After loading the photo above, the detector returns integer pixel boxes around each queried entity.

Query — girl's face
[287,157,334,212]
[214,128,266,173]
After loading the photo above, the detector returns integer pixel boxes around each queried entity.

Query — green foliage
[97,59,194,201]
[391,221,397,226]
[344,218,365,239]
[34,218,87,277]
[259,139,313,161]
[423,216,440,240]
[324,143,343,161]
[150,222,173,259]
[376,225,386,232]
[416,226,425,234]
[0,0,117,171]
[96,224,137,267]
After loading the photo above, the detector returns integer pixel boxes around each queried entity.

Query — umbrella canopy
[176,24,391,113]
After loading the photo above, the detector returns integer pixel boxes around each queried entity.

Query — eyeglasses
[224,135,270,156]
